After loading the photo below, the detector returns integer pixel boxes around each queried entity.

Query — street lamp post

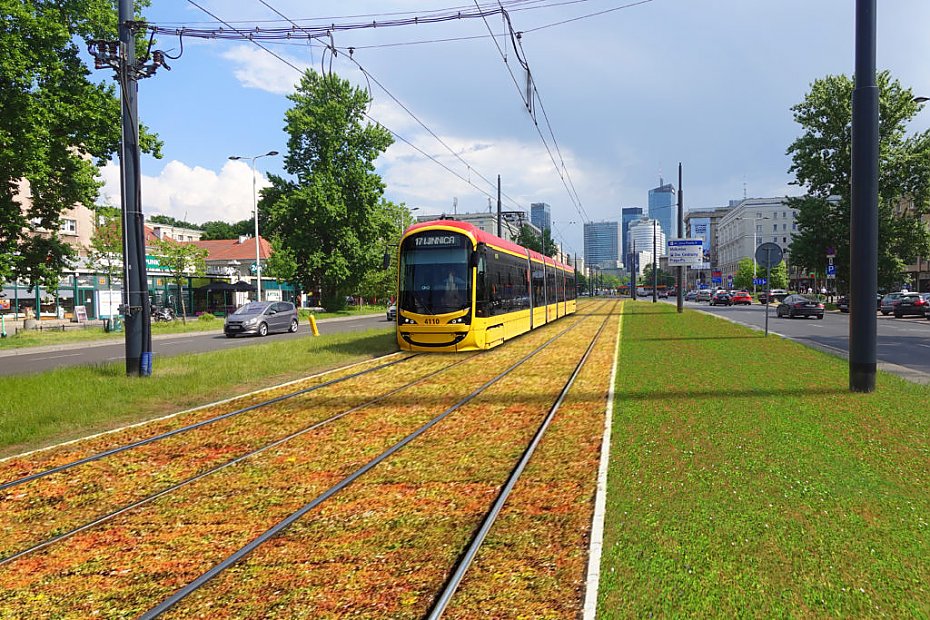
[229,150,279,301]
[735,215,770,294]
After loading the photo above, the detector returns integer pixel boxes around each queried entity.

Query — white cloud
[220,45,307,95]
[99,160,273,224]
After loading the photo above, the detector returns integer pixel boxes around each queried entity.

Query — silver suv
[224,301,298,337]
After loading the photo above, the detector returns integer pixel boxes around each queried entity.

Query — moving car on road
[776,295,824,319]
[730,290,752,305]
[695,289,712,302]
[709,291,732,306]
[224,301,299,337]
[386,304,397,321]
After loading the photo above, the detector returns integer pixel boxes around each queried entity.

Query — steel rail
[139,309,599,619]
[0,354,417,492]
[427,304,615,618]
[0,354,478,567]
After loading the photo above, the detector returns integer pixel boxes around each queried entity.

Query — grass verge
[0,327,396,458]
[597,301,930,617]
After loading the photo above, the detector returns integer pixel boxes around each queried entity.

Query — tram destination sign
[667,239,704,267]
[413,232,464,249]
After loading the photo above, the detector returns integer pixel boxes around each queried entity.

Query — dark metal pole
[652,220,657,302]
[496,175,502,237]
[119,0,152,376]
[677,162,684,313]
[850,0,878,392]
[630,240,636,298]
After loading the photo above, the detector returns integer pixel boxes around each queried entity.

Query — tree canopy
[0,0,161,291]
[786,72,930,292]
[514,224,557,257]
[263,70,395,311]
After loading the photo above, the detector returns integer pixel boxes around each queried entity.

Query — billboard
[690,218,712,269]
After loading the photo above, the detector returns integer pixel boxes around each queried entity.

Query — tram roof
[404,219,575,272]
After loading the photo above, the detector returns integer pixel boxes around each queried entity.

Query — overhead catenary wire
[472,1,590,224]
[179,0,536,216]
[164,0,646,251]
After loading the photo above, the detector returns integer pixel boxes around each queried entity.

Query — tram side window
[486,251,530,315]
[532,262,545,307]
[566,273,576,300]
[547,265,557,305]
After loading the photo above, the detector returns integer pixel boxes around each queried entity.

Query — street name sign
[667,239,704,266]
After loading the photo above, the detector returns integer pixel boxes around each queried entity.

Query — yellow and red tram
[395,219,577,352]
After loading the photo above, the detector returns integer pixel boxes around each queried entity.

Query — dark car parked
[837,294,882,313]
[709,291,732,306]
[224,301,299,337]
[776,294,824,319]
[880,292,906,316]
[893,292,930,318]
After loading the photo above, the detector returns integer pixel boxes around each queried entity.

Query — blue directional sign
[826,264,836,276]
[753,277,767,285]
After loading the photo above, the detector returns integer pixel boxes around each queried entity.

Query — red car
[730,290,753,305]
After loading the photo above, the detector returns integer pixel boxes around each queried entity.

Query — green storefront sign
[145,255,170,273]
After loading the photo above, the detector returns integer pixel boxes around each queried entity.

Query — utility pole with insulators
[88,0,170,376]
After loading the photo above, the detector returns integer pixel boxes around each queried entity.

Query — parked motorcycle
[151,306,176,322]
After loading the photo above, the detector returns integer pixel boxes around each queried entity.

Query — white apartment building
[717,197,799,276]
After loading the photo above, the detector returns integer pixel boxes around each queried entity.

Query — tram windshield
[399,234,470,315]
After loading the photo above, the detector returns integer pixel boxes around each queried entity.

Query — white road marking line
[32,353,83,360]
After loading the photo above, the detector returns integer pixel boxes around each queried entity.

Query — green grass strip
[0,328,396,458]
[0,307,387,350]
[597,301,930,617]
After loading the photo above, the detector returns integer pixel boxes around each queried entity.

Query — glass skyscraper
[648,180,676,241]
[530,202,551,232]
[621,207,644,265]
[584,221,621,268]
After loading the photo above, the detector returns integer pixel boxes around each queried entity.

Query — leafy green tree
[200,219,254,240]
[357,201,414,302]
[787,72,930,292]
[149,238,207,323]
[641,264,675,288]
[0,0,161,290]
[514,224,557,257]
[264,71,394,311]
[733,258,756,291]
[87,205,122,305]
[148,215,202,230]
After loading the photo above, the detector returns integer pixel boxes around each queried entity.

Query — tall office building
[530,202,551,232]
[628,218,667,258]
[648,179,676,241]
[621,207,644,264]
[584,220,621,268]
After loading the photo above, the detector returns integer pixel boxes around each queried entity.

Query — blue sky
[96,0,930,258]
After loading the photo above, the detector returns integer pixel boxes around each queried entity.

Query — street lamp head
[266,150,279,156]
[913,96,929,104]
[228,155,242,161]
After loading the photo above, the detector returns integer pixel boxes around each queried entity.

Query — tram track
[0,300,619,617]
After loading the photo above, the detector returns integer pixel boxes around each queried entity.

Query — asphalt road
[680,299,930,383]
[0,314,392,376]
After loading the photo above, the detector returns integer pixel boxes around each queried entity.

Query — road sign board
[826,264,836,276]
[667,239,704,266]
[755,242,783,268]
[753,277,767,285]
